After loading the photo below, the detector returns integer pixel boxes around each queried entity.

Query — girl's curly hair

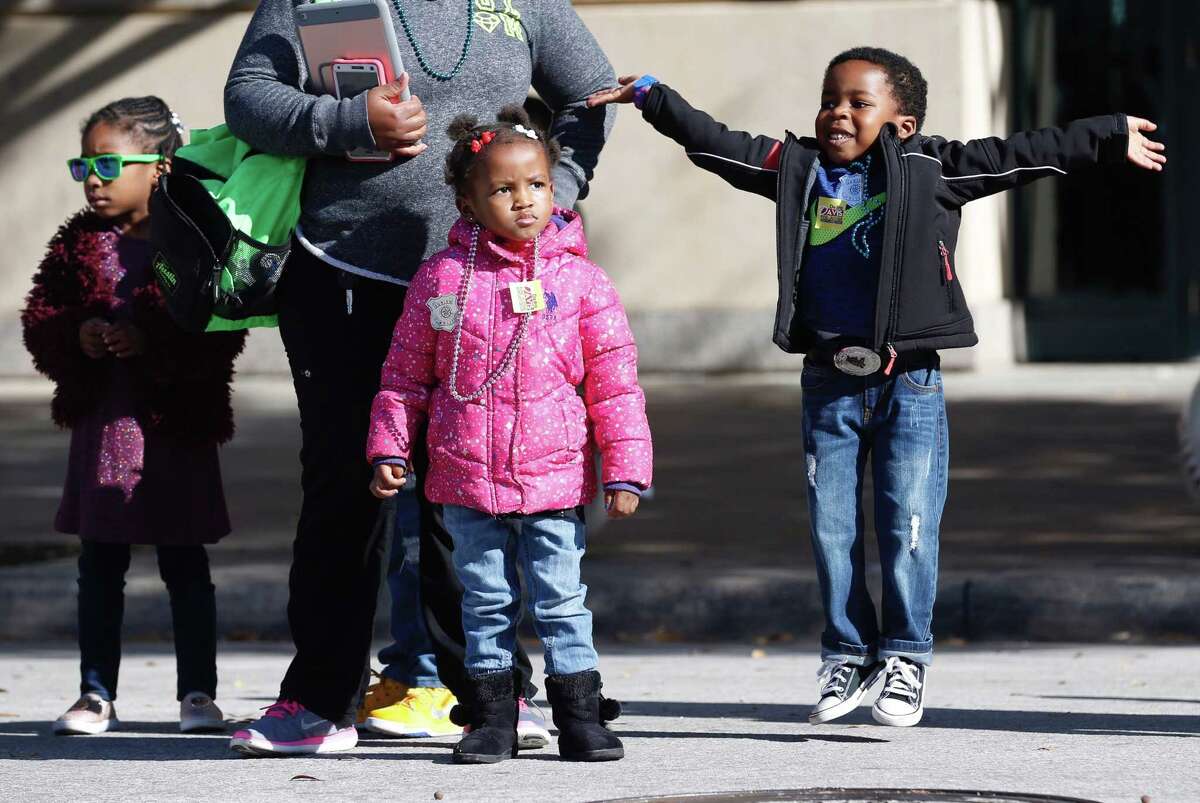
[444,104,561,192]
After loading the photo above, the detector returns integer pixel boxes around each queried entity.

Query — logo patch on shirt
[427,294,458,332]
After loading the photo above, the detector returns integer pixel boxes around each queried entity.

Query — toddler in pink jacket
[367,106,652,765]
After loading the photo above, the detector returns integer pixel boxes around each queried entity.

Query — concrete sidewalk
[2,364,1200,643]
[0,643,1195,802]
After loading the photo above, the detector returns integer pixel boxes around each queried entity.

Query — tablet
[295,0,410,99]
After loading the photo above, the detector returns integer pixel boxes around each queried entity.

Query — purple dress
[54,232,231,545]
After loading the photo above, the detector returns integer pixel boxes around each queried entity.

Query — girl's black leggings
[77,541,217,702]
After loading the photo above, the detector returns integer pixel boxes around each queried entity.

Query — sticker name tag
[815,196,847,229]
[427,293,458,331]
[509,280,546,313]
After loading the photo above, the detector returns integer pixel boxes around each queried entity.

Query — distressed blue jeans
[801,360,948,667]
[444,505,598,677]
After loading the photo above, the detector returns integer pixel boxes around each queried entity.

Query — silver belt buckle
[833,346,882,376]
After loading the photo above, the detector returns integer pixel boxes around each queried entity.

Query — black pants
[276,245,531,726]
[78,541,216,702]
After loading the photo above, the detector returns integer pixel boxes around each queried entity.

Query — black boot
[451,692,621,728]
[452,670,518,764]
[545,670,624,762]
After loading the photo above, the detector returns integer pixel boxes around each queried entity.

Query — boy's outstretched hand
[370,463,407,499]
[586,76,640,108]
[605,489,639,519]
[1126,116,1166,171]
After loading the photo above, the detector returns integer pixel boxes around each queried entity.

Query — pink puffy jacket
[367,210,653,516]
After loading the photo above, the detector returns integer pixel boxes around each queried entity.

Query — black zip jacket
[640,83,1130,358]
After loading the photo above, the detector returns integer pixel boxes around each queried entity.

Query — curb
[1,557,1197,644]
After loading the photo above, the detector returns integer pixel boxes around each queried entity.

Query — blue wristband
[632,75,659,110]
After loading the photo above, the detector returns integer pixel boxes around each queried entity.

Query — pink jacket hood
[368,209,652,516]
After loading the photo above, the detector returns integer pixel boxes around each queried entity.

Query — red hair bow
[470,131,496,153]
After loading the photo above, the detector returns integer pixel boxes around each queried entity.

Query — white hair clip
[513,124,539,140]
[169,110,185,136]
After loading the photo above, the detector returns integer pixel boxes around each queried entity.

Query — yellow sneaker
[364,687,463,737]
[355,672,408,725]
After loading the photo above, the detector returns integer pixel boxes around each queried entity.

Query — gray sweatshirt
[224,0,615,283]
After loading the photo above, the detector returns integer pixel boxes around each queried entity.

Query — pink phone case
[333,58,393,163]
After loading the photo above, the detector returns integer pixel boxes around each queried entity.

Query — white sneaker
[871,657,927,727]
[809,660,885,725]
[516,698,551,749]
[181,691,226,733]
[53,693,118,735]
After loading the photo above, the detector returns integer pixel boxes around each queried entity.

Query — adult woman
[223,0,616,755]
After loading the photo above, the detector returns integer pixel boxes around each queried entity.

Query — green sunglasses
[67,153,162,182]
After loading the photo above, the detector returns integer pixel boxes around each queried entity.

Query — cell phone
[332,58,393,162]
[295,0,409,99]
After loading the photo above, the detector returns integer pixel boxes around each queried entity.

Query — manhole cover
[598,790,1100,803]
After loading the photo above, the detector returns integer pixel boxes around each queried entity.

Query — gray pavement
[0,643,1195,802]
[3,364,1200,643]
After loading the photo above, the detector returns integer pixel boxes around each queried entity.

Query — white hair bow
[513,124,538,140]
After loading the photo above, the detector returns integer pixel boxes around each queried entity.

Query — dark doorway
[1010,0,1200,360]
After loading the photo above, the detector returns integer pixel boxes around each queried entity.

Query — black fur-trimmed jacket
[21,211,246,445]
[639,82,1130,358]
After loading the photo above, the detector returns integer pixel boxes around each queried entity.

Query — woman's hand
[1125,116,1166,171]
[370,463,408,498]
[604,489,640,519]
[103,320,146,358]
[586,75,640,108]
[367,73,428,158]
[79,318,110,359]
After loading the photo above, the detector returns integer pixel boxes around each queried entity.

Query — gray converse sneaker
[872,656,927,727]
[230,699,358,756]
[181,691,226,733]
[809,660,884,724]
[53,693,118,735]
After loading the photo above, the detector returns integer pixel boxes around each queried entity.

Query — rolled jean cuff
[877,638,933,667]
[467,659,515,677]
[382,666,442,689]
[820,641,876,666]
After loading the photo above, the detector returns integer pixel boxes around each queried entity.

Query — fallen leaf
[290,774,322,781]
[750,648,767,659]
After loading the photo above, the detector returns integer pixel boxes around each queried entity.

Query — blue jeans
[377,489,441,688]
[800,360,948,667]
[444,505,598,677]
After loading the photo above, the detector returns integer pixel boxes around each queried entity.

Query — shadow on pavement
[622,701,1200,737]
[617,730,887,745]
[0,721,452,761]
[1032,694,1200,705]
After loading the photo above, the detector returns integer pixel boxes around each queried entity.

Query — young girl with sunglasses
[366,106,652,764]
[22,96,245,735]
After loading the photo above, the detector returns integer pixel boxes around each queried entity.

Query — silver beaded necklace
[446,225,537,403]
